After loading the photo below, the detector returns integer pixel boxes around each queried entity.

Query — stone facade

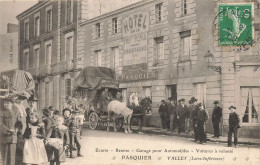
[79,0,260,138]
[17,0,82,109]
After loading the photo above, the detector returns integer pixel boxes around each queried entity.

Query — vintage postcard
[0,0,260,165]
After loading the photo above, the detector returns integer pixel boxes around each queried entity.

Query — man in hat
[228,106,240,148]
[26,95,42,124]
[191,98,199,142]
[195,103,208,144]
[0,97,23,165]
[186,97,197,133]
[212,101,222,138]
[13,96,27,165]
[158,100,168,129]
[167,98,176,132]
[42,108,54,137]
[63,108,83,157]
[176,98,188,134]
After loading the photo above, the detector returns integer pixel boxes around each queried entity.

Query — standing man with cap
[212,101,222,138]
[228,106,240,148]
[158,100,168,129]
[176,98,188,134]
[0,97,23,165]
[188,97,198,134]
[26,95,42,124]
[196,103,208,144]
[167,98,176,133]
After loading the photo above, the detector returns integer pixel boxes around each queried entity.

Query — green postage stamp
[218,3,254,46]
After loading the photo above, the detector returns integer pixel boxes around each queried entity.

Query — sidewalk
[83,122,260,146]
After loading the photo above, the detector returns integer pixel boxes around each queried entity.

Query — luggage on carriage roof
[0,69,35,99]
[74,67,119,104]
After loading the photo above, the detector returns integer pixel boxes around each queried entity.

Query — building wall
[216,0,260,138]
[0,32,18,72]
[17,0,80,110]
[79,0,223,128]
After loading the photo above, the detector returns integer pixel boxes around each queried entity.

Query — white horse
[107,100,133,133]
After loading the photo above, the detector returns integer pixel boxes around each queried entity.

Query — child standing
[195,103,209,144]
[228,106,240,148]
[23,112,48,165]
[46,115,69,165]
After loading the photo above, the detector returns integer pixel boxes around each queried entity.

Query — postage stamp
[218,3,254,46]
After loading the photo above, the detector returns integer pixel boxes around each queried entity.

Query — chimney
[7,23,18,33]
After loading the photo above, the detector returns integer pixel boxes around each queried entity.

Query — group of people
[159,97,240,147]
[0,95,85,165]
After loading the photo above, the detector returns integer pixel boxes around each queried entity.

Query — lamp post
[204,50,222,74]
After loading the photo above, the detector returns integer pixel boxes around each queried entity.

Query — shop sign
[218,3,253,46]
[122,12,149,65]
[118,63,159,82]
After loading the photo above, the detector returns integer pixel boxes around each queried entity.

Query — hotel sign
[118,63,159,82]
[122,12,149,65]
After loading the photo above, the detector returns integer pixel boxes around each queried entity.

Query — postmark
[218,3,254,46]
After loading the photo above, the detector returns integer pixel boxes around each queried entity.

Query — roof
[80,0,154,26]
[74,66,118,90]
[16,0,50,20]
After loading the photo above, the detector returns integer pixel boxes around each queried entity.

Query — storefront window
[122,89,127,104]
[143,87,152,99]
[241,87,259,123]
[193,83,206,107]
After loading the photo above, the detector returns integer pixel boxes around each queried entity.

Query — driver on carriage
[100,88,113,111]
[129,92,139,108]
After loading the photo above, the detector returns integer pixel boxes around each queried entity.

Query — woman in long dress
[23,112,48,165]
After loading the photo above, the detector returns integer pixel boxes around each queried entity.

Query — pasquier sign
[118,63,159,82]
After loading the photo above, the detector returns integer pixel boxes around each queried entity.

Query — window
[155,37,164,61]
[96,50,102,66]
[34,48,40,68]
[193,83,206,107]
[143,87,152,98]
[65,79,72,97]
[183,0,188,15]
[155,3,163,22]
[112,17,118,34]
[35,83,39,99]
[24,20,29,41]
[45,82,49,106]
[121,88,127,104]
[111,47,119,68]
[65,36,73,60]
[96,23,101,38]
[67,0,73,23]
[23,50,29,70]
[34,16,40,37]
[180,31,191,59]
[45,44,52,65]
[166,85,177,104]
[46,9,52,31]
[241,87,260,123]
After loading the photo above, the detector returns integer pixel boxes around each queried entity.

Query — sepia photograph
[0,0,260,164]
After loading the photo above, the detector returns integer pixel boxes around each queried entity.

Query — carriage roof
[0,69,35,99]
[74,67,119,104]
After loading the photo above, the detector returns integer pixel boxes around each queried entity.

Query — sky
[0,0,38,34]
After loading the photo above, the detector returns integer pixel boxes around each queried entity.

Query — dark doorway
[167,85,177,105]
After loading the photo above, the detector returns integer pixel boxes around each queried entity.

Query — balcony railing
[59,60,73,73]
[72,57,84,70]
[28,68,39,77]
[39,64,51,76]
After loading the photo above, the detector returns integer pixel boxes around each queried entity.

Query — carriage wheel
[115,117,124,131]
[89,112,99,130]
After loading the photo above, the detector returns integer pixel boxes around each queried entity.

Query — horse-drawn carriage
[74,67,151,133]
[0,69,35,100]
